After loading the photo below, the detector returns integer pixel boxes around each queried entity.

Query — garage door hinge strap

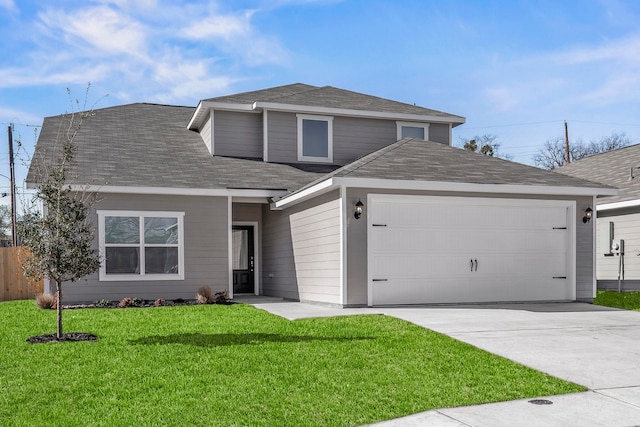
[372,224,387,227]
[553,276,567,279]
[553,227,567,230]
[372,279,388,282]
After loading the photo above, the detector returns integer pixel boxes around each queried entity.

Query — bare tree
[20,88,101,339]
[0,205,10,242]
[533,132,632,169]
[459,134,512,159]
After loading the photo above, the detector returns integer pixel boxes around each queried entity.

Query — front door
[232,225,255,294]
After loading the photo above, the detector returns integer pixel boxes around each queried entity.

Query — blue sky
[2,0,640,207]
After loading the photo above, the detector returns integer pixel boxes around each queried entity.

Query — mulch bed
[26,332,98,344]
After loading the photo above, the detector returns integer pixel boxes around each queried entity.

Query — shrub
[213,290,230,304]
[35,294,57,310]
[154,298,165,307]
[117,297,136,308]
[196,286,213,304]
[94,299,112,308]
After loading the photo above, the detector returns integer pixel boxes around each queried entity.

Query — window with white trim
[396,121,430,140]
[98,211,185,281]
[297,114,333,163]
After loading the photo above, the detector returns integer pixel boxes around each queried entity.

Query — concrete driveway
[242,297,640,426]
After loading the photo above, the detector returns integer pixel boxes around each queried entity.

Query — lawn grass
[594,290,640,311]
[0,301,584,426]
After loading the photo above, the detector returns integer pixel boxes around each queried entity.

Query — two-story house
[27,83,615,305]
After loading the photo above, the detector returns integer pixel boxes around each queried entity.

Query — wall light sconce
[583,207,593,223]
[354,199,364,219]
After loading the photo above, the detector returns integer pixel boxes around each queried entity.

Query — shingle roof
[557,143,640,205]
[204,83,463,120]
[26,103,324,191]
[282,138,610,200]
[203,83,318,103]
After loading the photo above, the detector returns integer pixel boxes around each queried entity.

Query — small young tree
[20,90,101,339]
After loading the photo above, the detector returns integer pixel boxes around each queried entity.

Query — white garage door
[368,195,575,305]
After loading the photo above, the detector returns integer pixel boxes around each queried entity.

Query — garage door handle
[470,259,474,271]
[553,276,567,279]
[474,259,478,271]
[372,278,388,282]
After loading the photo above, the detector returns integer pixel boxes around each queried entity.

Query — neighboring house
[558,144,640,290]
[27,83,615,305]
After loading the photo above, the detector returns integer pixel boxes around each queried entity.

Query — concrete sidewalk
[235,296,640,426]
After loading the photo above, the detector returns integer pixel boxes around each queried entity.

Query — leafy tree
[20,91,101,339]
[0,204,10,242]
[533,132,632,170]
[459,134,512,159]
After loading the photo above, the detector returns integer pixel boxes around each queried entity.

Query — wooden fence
[0,247,43,301]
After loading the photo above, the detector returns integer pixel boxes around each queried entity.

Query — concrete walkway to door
[236,296,640,426]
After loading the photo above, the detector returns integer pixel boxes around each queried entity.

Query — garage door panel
[369,196,574,305]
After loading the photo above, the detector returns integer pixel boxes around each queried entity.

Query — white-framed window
[297,114,333,163]
[396,121,430,140]
[98,210,185,281]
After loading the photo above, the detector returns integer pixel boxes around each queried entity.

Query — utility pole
[564,120,570,165]
[8,124,16,246]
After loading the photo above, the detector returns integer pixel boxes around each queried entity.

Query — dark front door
[232,226,255,294]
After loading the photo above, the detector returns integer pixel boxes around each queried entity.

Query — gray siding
[60,194,229,303]
[429,123,450,145]
[266,111,297,163]
[262,190,341,304]
[346,188,594,305]
[597,208,640,282]
[200,113,212,154]
[333,117,397,164]
[575,196,595,301]
[266,111,450,165]
[213,110,263,158]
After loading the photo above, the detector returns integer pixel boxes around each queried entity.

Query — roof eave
[254,102,465,124]
[187,101,259,130]
[272,177,618,210]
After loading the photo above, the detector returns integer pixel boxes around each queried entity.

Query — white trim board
[272,177,617,210]
[61,184,288,199]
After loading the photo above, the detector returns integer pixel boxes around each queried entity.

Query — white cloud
[182,9,254,41]
[0,1,290,106]
[0,0,15,12]
[37,6,148,58]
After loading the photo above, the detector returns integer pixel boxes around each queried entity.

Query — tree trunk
[56,280,63,339]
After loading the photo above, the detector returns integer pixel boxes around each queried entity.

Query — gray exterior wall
[262,190,341,304]
[266,111,450,165]
[59,194,229,303]
[596,207,640,290]
[345,188,595,305]
[200,113,212,154]
[429,123,450,145]
[213,110,263,158]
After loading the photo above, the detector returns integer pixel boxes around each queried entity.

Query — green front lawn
[0,301,583,426]
[595,290,640,311]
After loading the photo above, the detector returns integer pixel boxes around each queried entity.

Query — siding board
[213,110,262,158]
[262,190,341,304]
[59,194,229,303]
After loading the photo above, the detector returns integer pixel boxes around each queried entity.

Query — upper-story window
[397,121,430,140]
[297,114,333,163]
